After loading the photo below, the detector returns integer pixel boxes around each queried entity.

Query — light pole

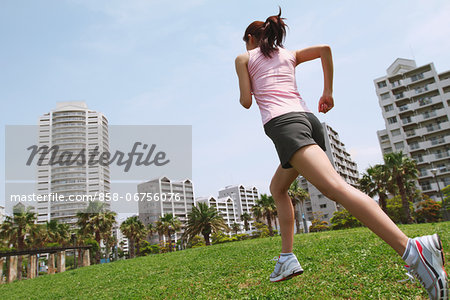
[430,168,448,221]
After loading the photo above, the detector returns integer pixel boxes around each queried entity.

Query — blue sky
[1,0,450,209]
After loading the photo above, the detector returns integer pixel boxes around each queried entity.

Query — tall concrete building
[375,58,450,199]
[36,101,110,226]
[196,196,239,233]
[113,221,129,256]
[298,122,359,227]
[137,177,195,244]
[218,185,259,231]
[0,205,5,223]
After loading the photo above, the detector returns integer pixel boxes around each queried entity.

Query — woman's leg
[289,144,409,256]
[269,164,299,253]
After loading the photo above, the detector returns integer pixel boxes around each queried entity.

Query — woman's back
[248,47,310,125]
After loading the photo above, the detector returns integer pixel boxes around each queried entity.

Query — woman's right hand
[318,93,334,114]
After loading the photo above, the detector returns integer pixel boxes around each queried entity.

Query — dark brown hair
[242,7,287,58]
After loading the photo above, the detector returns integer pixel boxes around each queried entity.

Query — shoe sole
[270,269,304,282]
[421,234,448,300]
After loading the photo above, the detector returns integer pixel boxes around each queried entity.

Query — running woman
[234,8,448,300]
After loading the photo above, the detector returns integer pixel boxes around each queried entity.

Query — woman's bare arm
[295,45,334,113]
[235,53,252,109]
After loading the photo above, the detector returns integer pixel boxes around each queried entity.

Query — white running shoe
[269,254,304,282]
[401,234,448,300]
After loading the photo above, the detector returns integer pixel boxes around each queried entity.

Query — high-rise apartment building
[137,177,195,244]
[196,196,239,232]
[0,205,5,223]
[36,101,110,226]
[298,122,359,227]
[375,58,450,199]
[218,185,259,231]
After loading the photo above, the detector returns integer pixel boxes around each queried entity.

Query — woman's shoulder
[235,52,250,65]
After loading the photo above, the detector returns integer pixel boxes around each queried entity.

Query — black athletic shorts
[263,111,327,169]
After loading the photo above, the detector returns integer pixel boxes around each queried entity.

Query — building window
[380,93,390,100]
[394,92,404,100]
[409,142,420,150]
[391,129,401,137]
[421,181,432,191]
[384,104,394,112]
[415,85,429,94]
[394,142,404,150]
[418,97,433,106]
[381,135,389,141]
[377,81,387,88]
[319,204,327,209]
[411,73,424,82]
[401,116,413,124]
[388,117,397,124]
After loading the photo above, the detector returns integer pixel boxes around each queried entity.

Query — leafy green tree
[386,195,414,224]
[384,152,418,224]
[211,231,237,244]
[288,179,309,234]
[330,209,363,230]
[187,235,205,248]
[309,213,330,232]
[414,195,442,223]
[251,221,270,238]
[182,202,229,246]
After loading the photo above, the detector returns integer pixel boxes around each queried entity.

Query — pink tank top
[247,47,311,125]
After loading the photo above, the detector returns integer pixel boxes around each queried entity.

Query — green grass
[1,222,449,299]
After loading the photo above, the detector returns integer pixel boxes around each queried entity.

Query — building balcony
[405,70,434,85]
[417,108,447,122]
[439,77,450,89]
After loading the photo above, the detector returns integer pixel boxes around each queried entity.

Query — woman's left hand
[318,93,334,114]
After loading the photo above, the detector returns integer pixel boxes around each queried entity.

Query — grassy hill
[1,222,449,299]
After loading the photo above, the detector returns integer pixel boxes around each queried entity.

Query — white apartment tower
[375,58,450,199]
[137,177,195,244]
[218,185,259,231]
[196,196,239,233]
[0,205,5,223]
[36,101,110,226]
[299,122,359,226]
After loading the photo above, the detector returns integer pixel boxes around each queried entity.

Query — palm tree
[255,194,277,236]
[384,152,418,224]
[240,212,252,232]
[359,164,391,213]
[288,179,309,234]
[156,214,182,252]
[147,223,156,242]
[0,206,37,280]
[182,202,229,246]
[76,201,117,263]
[231,223,241,235]
[120,216,146,258]
[251,204,264,223]
[45,220,71,246]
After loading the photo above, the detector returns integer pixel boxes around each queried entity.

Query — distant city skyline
[2,1,450,207]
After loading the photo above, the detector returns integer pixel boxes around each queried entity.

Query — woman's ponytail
[260,7,287,58]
